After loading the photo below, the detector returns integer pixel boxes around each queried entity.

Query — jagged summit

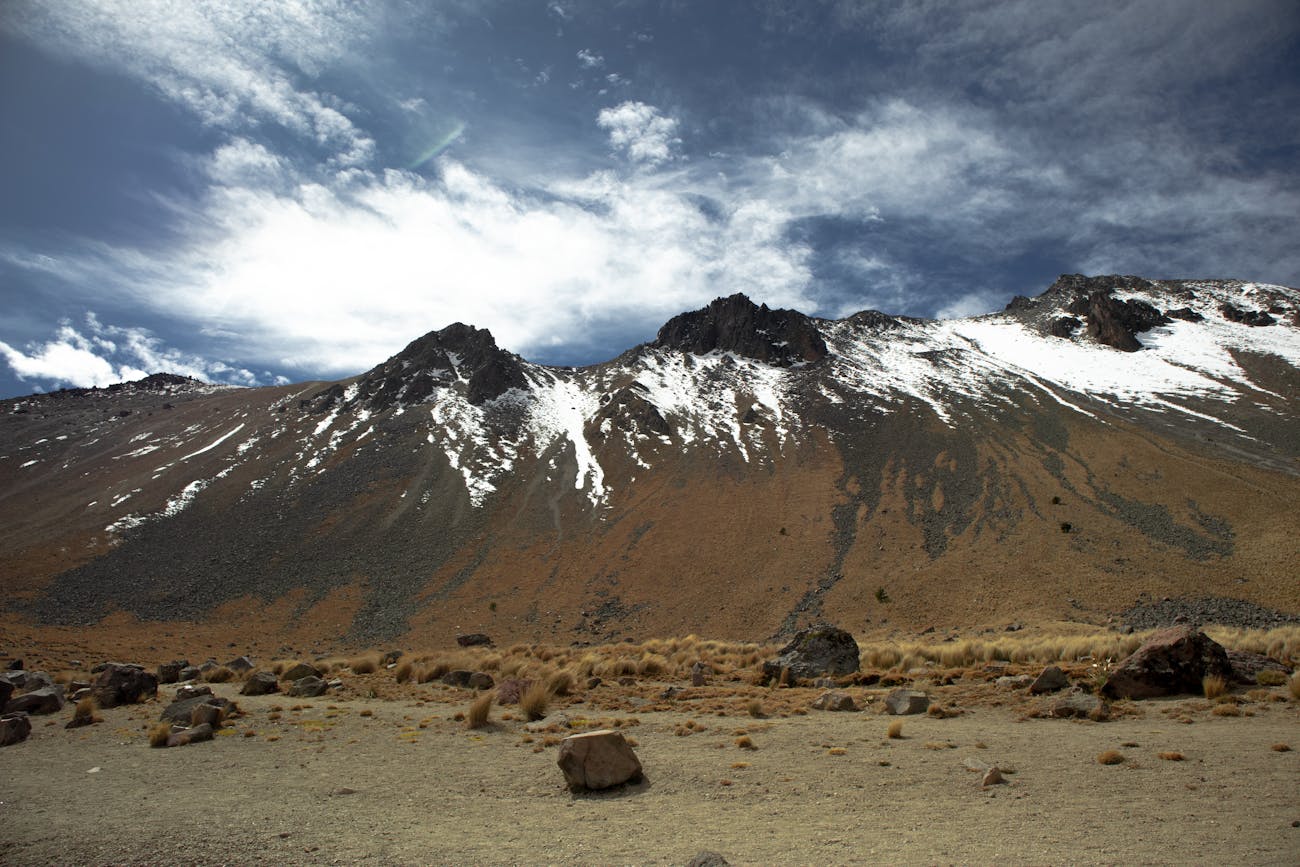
[312,322,529,412]
[654,293,828,366]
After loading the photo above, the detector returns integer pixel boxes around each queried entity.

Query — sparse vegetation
[1270,743,1290,752]
[746,698,765,718]
[1097,750,1124,765]
[519,682,550,722]
[734,735,756,750]
[887,720,903,739]
[1201,675,1228,699]
[350,654,380,675]
[466,693,493,729]
[203,665,235,683]
[1157,751,1184,761]
[148,723,172,748]
[1254,670,1286,686]
[874,586,891,604]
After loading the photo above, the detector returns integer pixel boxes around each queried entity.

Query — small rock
[525,712,570,733]
[160,695,236,724]
[660,686,683,700]
[1029,665,1069,694]
[884,689,930,715]
[189,702,225,728]
[556,729,644,792]
[456,633,493,647]
[811,690,857,711]
[691,662,710,687]
[178,666,201,682]
[982,767,1004,786]
[685,852,731,867]
[332,787,357,796]
[1048,691,1109,720]
[468,672,495,691]
[0,712,32,746]
[165,722,214,748]
[175,684,212,701]
[996,675,1034,689]
[226,656,254,673]
[241,672,280,696]
[157,661,187,684]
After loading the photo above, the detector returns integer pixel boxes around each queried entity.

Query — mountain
[3,275,1298,648]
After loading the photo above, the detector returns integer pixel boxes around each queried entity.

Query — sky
[1,1,1298,397]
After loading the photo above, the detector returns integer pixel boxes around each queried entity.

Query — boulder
[690,662,710,687]
[165,722,214,748]
[240,672,280,696]
[1226,649,1291,685]
[811,690,858,712]
[1046,691,1109,720]
[982,767,1004,786]
[160,695,236,725]
[1101,625,1233,699]
[556,729,643,792]
[996,675,1034,689]
[179,666,201,682]
[883,689,930,715]
[175,684,212,701]
[0,680,11,709]
[156,661,187,684]
[225,656,254,673]
[6,685,65,715]
[0,711,32,746]
[189,702,225,728]
[281,662,321,681]
[761,625,860,684]
[287,676,328,698]
[441,670,494,690]
[91,663,158,708]
[457,633,493,648]
[1029,665,1069,694]
[495,678,533,705]
[3,671,53,692]
[5,659,21,671]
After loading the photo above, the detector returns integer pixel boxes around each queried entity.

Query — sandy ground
[3,679,1297,866]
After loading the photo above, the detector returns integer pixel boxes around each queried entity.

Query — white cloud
[576,49,604,69]
[597,101,681,166]
[0,315,258,391]
[6,0,376,165]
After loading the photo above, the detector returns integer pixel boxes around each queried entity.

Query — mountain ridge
[2,274,1298,648]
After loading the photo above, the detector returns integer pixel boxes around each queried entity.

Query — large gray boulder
[91,663,157,708]
[0,712,32,746]
[1102,625,1232,699]
[761,625,860,684]
[556,729,643,792]
[287,676,328,698]
[160,695,236,724]
[282,662,321,681]
[6,685,65,715]
[240,672,279,696]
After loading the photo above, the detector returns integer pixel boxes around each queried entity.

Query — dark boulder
[166,722,214,748]
[761,625,860,684]
[1220,303,1276,326]
[225,656,254,673]
[1226,649,1291,685]
[6,685,65,715]
[1048,316,1082,338]
[160,695,236,725]
[456,633,493,648]
[287,676,328,698]
[1029,665,1069,694]
[0,680,11,709]
[0,712,32,746]
[1102,625,1232,699]
[441,670,494,690]
[179,666,201,682]
[281,662,321,681]
[91,663,157,708]
[241,672,279,696]
[157,661,187,684]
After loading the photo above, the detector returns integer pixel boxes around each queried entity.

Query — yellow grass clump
[887,720,903,739]
[465,692,493,729]
[148,723,172,748]
[520,682,550,722]
[1096,750,1125,765]
[1202,675,1228,699]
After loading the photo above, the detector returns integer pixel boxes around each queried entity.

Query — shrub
[887,720,904,739]
[520,682,550,722]
[204,666,234,684]
[1202,675,1228,699]
[1255,670,1286,686]
[394,660,414,683]
[69,697,101,727]
[466,693,493,729]
[546,669,575,696]
[1096,750,1124,765]
[1270,743,1290,752]
[350,655,379,675]
[148,723,172,748]
[1211,704,1240,717]
[875,587,891,604]
[746,698,765,718]
[734,735,756,750]
[1157,751,1184,761]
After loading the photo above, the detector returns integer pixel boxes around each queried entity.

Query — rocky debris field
[1121,595,1300,631]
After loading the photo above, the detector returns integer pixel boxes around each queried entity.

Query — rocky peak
[321,323,528,412]
[654,293,828,366]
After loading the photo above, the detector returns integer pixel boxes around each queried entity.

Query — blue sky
[2,1,1298,397]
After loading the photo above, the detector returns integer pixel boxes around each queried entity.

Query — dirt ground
[3,675,1298,866]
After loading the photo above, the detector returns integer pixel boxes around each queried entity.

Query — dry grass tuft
[203,666,234,684]
[1201,675,1228,699]
[1157,751,1184,761]
[466,692,493,729]
[70,697,101,726]
[349,654,380,675]
[1096,750,1125,765]
[827,747,847,756]
[1211,704,1241,717]
[734,735,756,750]
[545,669,575,697]
[1271,743,1291,752]
[1254,669,1286,686]
[887,720,904,739]
[746,698,765,718]
[519,682,550,722]
[394,660,415,683]
[148,722,172,748]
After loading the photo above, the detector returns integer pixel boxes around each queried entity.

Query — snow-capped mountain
[3,275,1298,644]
